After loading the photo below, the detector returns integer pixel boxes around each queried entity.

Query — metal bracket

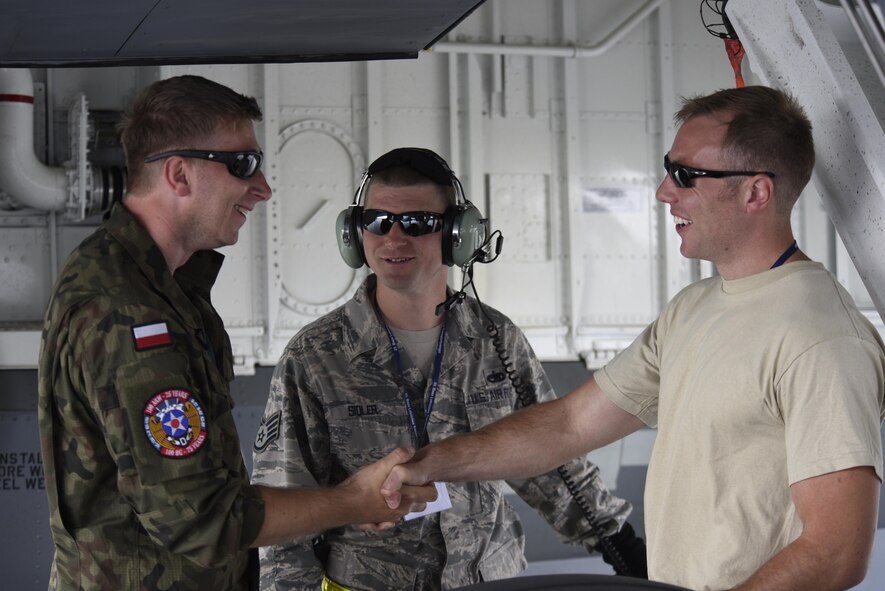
[64,93,93,221]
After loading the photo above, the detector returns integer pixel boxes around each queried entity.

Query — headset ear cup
[336,205,366,268]
[443,203,488,267]
[441,206,457,267]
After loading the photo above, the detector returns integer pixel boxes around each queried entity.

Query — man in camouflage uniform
[37,77,435,591]
[252,147,646,591]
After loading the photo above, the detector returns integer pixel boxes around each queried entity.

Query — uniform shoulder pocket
[109,352,222,484]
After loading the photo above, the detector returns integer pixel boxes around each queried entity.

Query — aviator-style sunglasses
[361,209,444,237]
[144,149,264,179]
[664,153,775,189]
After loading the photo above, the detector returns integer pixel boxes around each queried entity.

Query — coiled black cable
[465,276,635,577]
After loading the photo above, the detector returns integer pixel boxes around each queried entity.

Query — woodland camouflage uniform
[38,203,265,590]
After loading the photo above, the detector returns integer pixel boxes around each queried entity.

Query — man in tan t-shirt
[380,86,885,591]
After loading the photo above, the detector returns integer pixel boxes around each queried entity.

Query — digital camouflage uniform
[38,203,265,590]
[252,275,630,591]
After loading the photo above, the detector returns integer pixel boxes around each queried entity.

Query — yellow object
[322,576,351,591]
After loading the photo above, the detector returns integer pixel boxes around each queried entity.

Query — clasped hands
[343,446,434,530]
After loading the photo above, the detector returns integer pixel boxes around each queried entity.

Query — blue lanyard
[770,240,798,269]
[376,307,447,448]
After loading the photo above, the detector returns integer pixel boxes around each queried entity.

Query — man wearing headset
[251,147,646,591]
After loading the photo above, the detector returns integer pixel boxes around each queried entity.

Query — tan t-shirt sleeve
[595,321,662,428]
[776,335,885,484]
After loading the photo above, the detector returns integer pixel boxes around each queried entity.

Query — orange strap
[724,38,746,88]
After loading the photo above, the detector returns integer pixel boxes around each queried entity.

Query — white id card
[403,481,452,521]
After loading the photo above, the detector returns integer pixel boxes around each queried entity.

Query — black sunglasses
[663,153,775,189]
[144,149,263,179]
[361,209,444,237]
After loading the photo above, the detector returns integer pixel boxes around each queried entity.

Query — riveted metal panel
[0,226,51,322]
[0,412,52,590]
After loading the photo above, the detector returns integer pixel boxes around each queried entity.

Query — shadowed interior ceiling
[0,0,485,66]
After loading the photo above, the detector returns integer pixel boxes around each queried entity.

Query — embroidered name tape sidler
[133,322,172,350]
[143,389,207,458]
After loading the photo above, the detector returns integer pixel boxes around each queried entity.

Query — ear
[744,174,774,216]
[161,157,192,197]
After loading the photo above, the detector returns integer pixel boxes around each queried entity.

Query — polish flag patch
[132,322,172,350]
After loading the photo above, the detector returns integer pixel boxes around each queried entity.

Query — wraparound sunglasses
[664,153,774,188]
[144,149,263,179]
[361,209,444,237]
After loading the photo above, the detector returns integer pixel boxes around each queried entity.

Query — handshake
[251,446,442,548]
[327,444,648,580]
[337,446,438,529]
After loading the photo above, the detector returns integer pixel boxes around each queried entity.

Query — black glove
[597,521,648,579]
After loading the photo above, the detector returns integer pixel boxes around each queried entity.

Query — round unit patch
[143,389,207,458]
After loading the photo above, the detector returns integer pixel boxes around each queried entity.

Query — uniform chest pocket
[326,393,413,467]
[463,385,514,431]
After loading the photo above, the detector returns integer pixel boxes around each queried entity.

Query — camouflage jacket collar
[104,202,224,329]
[345,274,486,370]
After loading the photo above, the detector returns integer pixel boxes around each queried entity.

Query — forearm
[382,378,643,506]
[729,536,867,591]
[419,397,584,483]
[423,384,640,483]
[252,485,357,547]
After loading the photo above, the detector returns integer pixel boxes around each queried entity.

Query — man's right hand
[379,447,433,510]
[339,447,437,527]
[253,447,439,546]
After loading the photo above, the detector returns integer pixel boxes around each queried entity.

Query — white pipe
[0,68,68,211]
[430,0,666,58]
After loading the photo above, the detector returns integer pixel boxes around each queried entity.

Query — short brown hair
[366,165,456,208]
[118,75,262,193]
[676,86,814,213]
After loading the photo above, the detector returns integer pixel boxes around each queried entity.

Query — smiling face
[362,181,450,299]
[655,114,750,267]
[182,121,272,251]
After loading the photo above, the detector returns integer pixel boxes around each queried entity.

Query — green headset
[336,147,489,269]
